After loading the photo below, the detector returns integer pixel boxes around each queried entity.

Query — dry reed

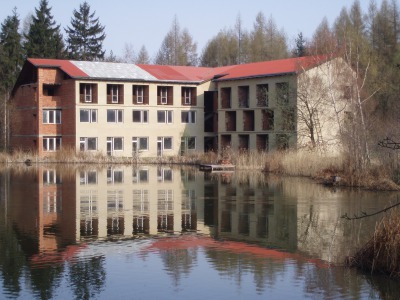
[346,208,400,278]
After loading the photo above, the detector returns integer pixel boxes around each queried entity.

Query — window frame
[107,109,124,123]
[43,136,62,152]
[181,111,196,123]
[132,137,149,153]
[157,110,173,124]
[80,137,98,151]
[43,109,61,124]
[80,109,97,123]
[132,110,148,123]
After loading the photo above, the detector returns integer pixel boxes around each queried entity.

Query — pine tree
[65,1,106,61]
[293,32,307,57]
[23,0,65,58]
[0,8,23,92]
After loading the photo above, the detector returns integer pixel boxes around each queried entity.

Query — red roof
[28,58,88,78]
[214,56,329,81]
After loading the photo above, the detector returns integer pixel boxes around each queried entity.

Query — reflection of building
[10,56,350,156]
[214,174,298,250]
[76,166,207,238]
[8,167,77,261]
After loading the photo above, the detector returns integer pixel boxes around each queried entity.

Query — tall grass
[346,208,400,278]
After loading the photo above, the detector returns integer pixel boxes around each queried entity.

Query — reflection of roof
[145,235,330,268]
[30,244,87,267]
[26,55,330,84]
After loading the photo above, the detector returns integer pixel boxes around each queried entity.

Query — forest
[0,0,400,186]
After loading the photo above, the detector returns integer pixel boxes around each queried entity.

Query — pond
[0,165,399,299]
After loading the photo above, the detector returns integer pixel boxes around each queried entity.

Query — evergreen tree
[23,0,65,58]
[293,32,307,57]
[0,8,23,92]
[65,1,106,61]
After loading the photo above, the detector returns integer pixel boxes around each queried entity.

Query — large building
[10,56,351,157]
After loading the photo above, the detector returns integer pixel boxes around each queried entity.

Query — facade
[10,56,350,157]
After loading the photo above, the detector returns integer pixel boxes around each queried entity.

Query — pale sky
[0,0,382,60]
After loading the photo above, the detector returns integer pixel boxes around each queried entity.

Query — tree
[136,45,150,64]
[23,0,65,58]
[65,1,106,61]
[0,8,23,92]
[0,8,23,150]
[248,12,288,62]
[293,32,307,57]
[120,43,136,63]
[155,16,198,66]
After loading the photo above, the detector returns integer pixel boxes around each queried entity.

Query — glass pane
[139,138,148,150]
[91,110,97,122]
[87,138,97,150]
[56,111,61,124]
[133,111,141,122]
[164,137,172,149]
[114,138,123,150]
[80,110,89,122]
[157,111,165,123]
[107,110,115,122]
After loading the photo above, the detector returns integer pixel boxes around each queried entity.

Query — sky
[0,0,383,60]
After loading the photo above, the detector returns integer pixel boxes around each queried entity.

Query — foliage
[65,1,106,61]
[155,16,198,66]
[23,0,65,58]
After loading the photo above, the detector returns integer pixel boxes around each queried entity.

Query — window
[133,169,149,183]
[80,171,97,185]
[80,83,97,103]
[276,82,289,105]
[111,85,118,103]
[107,84,123,104]
[132,110,148,123]
[157,167,173,182]
[136,86,144,103]
[80,137,97,151]
[181,137,196,154]
[107,109,123,123]
[157,86,173,105]
[83,84,92,102]
[183,87,191,104]
[256,84,269,107]
[80,109,97,123]
[181,111,196,123]
[157,110,173,123]
[43,169,61,184]
[160,87,168,104]
[132,137,149,153]
[43,109,61,124]
[107,137,123,155]
[43,137,61,151]
[158,137,173,150]
[107,167,124,183]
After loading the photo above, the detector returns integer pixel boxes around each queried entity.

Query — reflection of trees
[160,248,197,287]
[205,249,286,293]
[0,222,25,297]
[30,266,64,300]
[68,256,106,300]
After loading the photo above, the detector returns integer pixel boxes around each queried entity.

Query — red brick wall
[11,66,77,156]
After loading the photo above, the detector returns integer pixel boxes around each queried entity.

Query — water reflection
[0,165,399,299]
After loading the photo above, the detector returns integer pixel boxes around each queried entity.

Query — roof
[25,55,330,84]
[213,55,330,81]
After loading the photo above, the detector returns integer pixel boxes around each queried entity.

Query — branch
[378,137,400,150]
[341,201,400,220]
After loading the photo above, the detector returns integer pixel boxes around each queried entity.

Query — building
[10,55,351,157]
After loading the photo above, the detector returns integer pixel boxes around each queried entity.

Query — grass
[1,148,399,190]
[345,208,400,278]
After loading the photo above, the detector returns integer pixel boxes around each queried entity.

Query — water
[0,165,399,299]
